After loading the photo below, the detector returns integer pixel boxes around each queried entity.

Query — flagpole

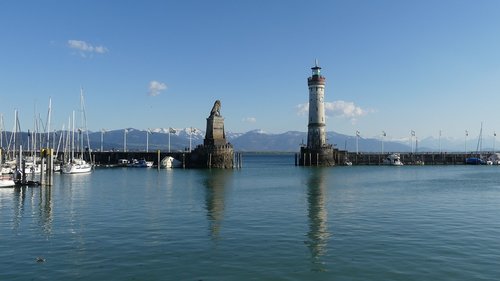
[410,130,415,153]
[439,129,442,154]
[381,131,386,154]
[101,129,105,152]
[465,130,468,155]
[168,127,176,153]
[494,132,496,154]
[124,129,128,153]
[189,127,193,152]
[146,129,150,153]
[356,130,360,154]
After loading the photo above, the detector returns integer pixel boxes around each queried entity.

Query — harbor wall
[3,150,488,167]
[72,151,489,166]
[343,152,486,165]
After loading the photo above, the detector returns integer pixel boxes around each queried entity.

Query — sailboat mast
[476,122,483,153]
[47,97,52,148]
[12,110,16,160]
[56,124,64,159]
[80,88,92,163]
[80,88,84,157]
[13,110,18,160]
[65,117,70,162]
[71,110,75,161]
[0,113,3,148]
[480,122,483,153]
[32,110,37,157]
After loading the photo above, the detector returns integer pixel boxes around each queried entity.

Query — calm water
[1,154,500,280]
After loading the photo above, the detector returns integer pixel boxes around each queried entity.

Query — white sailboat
[1,110,20,174]
[62,157,92,174]
[465,122,487,165]
[62,89,93,174]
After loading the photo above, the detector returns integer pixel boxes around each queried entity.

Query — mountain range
[79,128,488,152]
[2,128,493,153]
[82,128,410,152]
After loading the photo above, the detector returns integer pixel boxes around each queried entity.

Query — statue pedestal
[187,114,234,169]
[204,116,226,146]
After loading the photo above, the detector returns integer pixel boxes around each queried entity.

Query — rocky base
[188,144,234,169]
[299,146,336,166]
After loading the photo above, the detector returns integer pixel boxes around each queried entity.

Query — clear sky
[1,0,500,140]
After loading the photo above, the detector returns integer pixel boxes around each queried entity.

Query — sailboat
[62,89,93,174]
[0,110,20,175]
[0,124,15,184]
[466,122,486,165]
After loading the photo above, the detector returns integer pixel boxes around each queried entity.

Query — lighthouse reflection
[202,170,231,240]
[305,168,330,270]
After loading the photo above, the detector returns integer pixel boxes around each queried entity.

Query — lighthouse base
[298,146,336,166]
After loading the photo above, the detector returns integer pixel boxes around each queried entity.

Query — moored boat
[487,153,500,165]
[62,158,92,174]
[61,88,93,175]
[0,174,15,188]
[160,156,174,168]
[465,157,486,165]
[128,159,153,168]
[117,159,129,167]
[383,153,404,166]
[466,123,486,165]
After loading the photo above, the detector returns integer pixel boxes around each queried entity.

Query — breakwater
[88,150,241,168]
[342,151,493,165]
[296,150,494,166]
[2,150,490,167]
[91,151,489,166]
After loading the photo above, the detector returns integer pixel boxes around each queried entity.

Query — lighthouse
[307,61,327,149]
[299,61,336,166]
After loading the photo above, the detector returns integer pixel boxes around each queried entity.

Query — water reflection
[305,168,330,271]
[12,187,26,231]
[202,170,232,240]
[9,186,53,236]
[38,186,53,235]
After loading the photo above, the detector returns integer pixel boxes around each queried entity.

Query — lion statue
[209,100,221,117]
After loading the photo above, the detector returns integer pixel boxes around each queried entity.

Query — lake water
[1,154,500,280]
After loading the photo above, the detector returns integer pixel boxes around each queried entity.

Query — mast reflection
[203,170,231,240]
[305,168,330,270]
[11,185,53,236]
[39,186,53,235]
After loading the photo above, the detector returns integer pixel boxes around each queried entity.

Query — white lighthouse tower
[307,60,327,149]
[299,61,335,166]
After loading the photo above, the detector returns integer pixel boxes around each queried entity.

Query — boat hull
[465,157,486,165]
[0,175,15,187]
[62,164,92,174]
[62,159,93,174]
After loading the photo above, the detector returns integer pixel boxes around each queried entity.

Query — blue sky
[1,0,500,140]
